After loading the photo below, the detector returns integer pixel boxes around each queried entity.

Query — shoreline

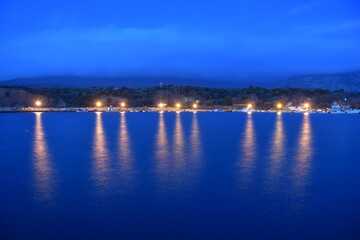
[1,107,359,114]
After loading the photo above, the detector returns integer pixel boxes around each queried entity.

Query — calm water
[0,112,359,239]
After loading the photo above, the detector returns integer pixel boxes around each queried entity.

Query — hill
[0,76,241,88]
[277,71,360,92]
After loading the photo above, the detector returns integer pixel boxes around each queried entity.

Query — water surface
[0,112,359,239]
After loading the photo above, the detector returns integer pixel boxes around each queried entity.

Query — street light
[120,102,126,107]
[96,101,102,107]
[193,103,198,108]
[247,103,253,109]
[175,103,181,108]
[35,100,42,107]
[277,103,283,109]
[304,103,310,109]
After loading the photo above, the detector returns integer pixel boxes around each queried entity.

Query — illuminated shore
[1,107,359,114]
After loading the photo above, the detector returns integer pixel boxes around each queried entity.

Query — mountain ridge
[1,71,360,91]
[276,71,360,92]
[0,76,242,88]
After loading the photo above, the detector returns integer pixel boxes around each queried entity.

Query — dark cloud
[0,0,360,81]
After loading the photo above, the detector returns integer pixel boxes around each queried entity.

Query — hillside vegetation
[1,85,359,109]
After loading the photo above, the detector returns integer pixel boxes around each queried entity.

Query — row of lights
[158,102,198,108]
[95,101,126,107]
[33,100,127,108]
[247,102,310,110]
[95,101,197,108]
[33,100,311,109]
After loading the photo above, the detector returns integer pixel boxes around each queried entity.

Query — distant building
[159,82,164,88]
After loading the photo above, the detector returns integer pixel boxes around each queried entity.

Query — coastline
[1,107,359,114]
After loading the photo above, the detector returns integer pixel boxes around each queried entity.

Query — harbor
[1,102,359,114]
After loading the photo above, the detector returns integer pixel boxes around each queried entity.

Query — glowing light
[304,103,310,109]
[35,100,42,107]
[193,103,198,108]
[175,103,181,108]
[158,103,166,108]
[277,111,282,115]
[96,101,102,107]
[247,103,253,109]
[304,112,309,115]
[277,103,283,109]
[120,102,126,107]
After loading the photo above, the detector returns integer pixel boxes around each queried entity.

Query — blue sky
[0,0,359,81]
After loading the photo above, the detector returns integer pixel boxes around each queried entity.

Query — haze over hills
[276,71,360,92]
[0,76,242,88]
[1,71,360,91]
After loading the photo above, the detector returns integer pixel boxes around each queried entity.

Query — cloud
[0,25,360,80]
[289,1,323,15]
[291,19,360,34]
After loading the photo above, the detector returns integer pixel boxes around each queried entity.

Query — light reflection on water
[237,113,314,198]
[190,113,201,171]
[267,114,286,186]
[35,112,315,198]
[155,112,202,193]
[3,110,359,240]
[238,113,257,189]
[173,112,185,164]
[92,112,110,192]
[155,112,169,162]
[155,112,185,192]
[33,112,54,201]
[155,112,170,186]
[172,112,186,180]
[178,112,202,189]
[117,112,135,190]
[292,114,313,196]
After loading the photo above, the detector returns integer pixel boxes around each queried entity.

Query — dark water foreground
[0,112,359,240]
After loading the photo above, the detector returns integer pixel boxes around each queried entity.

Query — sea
[0,112,359,239]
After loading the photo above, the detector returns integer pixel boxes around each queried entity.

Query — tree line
[1,85,360,108]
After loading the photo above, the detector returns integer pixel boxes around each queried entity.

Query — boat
[344,109,360,114]
[76,108,88,112]
[327,102,360,114]
[327,104,343,114]
[105,107,116,112]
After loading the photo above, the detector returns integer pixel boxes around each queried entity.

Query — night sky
[0,0,360,81]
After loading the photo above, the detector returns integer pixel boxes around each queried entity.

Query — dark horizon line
[1,68,360,82]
